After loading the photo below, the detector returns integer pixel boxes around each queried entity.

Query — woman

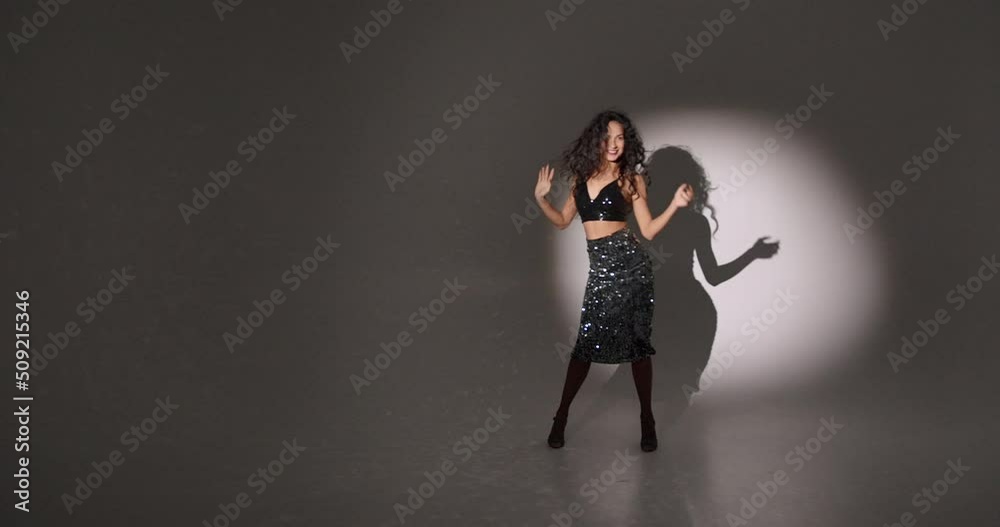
[565,146,780,433]
[533,110,693,452]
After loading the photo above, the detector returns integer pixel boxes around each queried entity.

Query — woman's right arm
[534,164,576,229]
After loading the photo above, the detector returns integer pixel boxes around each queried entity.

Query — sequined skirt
[571,226,656,364]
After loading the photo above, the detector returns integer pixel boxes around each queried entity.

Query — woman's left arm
[631,177,692,240]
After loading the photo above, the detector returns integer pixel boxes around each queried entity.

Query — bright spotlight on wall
[553,108,889,400]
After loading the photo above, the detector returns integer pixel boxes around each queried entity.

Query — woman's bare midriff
[582,220,628,240]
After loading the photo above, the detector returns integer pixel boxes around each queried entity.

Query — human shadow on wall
[566,146,779,436]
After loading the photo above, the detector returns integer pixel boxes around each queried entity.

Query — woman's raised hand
[535,164,555,199]
[671,183,694,208]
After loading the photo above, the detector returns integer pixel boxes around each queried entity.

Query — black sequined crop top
[575,178,632,222]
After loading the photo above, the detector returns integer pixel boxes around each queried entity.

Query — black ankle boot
[548,415,567,448]
[640,414,657,452]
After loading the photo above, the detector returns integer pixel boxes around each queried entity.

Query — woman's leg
[549,356,592,448]
[631,356,653,418]
[632,356,658,451]
[555,356,592,418]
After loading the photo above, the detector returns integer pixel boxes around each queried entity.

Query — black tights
[555,356,653,419]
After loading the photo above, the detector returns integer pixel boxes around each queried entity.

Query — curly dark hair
[559,109,649,200]
[646,145,720,234]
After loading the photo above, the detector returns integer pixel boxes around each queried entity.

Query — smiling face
[603,120,625,164]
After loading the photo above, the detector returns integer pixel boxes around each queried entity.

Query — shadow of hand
[750,236,780,259]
